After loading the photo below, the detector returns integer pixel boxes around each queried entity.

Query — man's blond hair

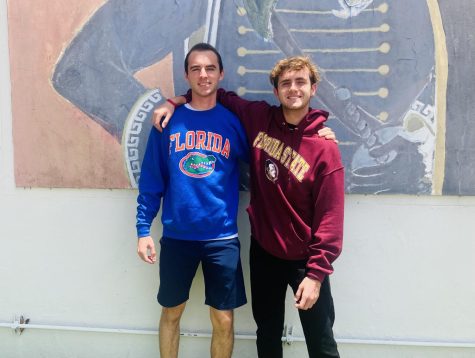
[269,56,321,89]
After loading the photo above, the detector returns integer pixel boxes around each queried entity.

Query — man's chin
[195,90,217,98]
[285,102,305,110]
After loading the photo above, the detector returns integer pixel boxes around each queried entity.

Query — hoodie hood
[274,107,329,135]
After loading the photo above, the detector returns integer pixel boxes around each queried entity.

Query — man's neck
[189,93,217,110]
[282,106,309,126]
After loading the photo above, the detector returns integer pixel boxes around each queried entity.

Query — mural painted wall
[7,0,475,194]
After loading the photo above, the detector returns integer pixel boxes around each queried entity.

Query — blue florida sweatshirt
[136,103,249,240]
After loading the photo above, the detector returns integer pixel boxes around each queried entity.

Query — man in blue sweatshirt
[135,43,249,358]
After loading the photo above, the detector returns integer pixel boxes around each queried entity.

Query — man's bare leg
[209,307,234,358]
[159,303,186,358]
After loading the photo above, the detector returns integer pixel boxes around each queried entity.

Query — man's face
[185,50,223,98]
[273,68,317,111]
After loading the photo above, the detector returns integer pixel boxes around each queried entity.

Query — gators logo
[179,152,217,178]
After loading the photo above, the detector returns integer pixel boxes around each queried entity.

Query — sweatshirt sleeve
[136,128,167,238]
[306,144,345,282]
[183,88,271,141]
[184,88,270,134]
[215,89,271,132]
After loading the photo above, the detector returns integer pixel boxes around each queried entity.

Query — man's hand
[152,96,187,132]
[317,127,338,143]
[152,101,175,132]
[294,277,322,310]
[137,236,157,264]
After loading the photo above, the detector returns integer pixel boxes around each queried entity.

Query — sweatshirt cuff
[306,270,326,283]
[136,225,151,238]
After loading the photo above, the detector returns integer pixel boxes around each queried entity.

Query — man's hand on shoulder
[318,127,338,143]
[137,236,157,264]
[152,101,175,132]
[294,277,322,310]
[152,96,186,132]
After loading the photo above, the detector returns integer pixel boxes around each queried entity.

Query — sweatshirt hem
[163,227,239,241]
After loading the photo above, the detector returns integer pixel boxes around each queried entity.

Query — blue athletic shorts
[157,237,247,310]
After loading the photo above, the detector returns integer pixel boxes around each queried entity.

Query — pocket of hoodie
[289,219,311,255]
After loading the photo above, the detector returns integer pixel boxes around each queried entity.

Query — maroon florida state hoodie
[189,88,345,282]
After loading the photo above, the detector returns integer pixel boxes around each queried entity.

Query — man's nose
[199,67,207,77]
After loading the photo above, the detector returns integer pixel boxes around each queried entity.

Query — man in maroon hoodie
[156,56,344,358]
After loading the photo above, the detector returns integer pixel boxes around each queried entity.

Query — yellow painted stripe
[275,3,389,15]
[290,24,390,33]
[427,0,448,195]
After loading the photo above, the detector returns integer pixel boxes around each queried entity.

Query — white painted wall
[1,2,474,357]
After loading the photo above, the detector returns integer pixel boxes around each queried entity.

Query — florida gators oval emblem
[179,152,217,178]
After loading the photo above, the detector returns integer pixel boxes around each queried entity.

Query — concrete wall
[1,1,475,357]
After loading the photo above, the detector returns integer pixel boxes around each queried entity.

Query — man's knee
[161,303,186,325]
[210,308,234,333]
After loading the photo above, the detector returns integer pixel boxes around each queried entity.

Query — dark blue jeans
[250,239,339,358]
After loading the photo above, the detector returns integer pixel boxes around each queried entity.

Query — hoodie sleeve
[306,143,345,282]
[136,127,168,238]
[183,88,271,134]
[215,89,272,132]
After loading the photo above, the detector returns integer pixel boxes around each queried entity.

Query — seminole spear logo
[179,152,217,178]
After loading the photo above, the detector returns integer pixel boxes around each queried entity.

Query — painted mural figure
[52,0,437,194]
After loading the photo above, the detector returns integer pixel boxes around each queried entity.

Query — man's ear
[273,87,279,98]
[311,83,317,97]
[219,70,224,81]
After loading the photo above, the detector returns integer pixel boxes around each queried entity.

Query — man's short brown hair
[269,56,321,89]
